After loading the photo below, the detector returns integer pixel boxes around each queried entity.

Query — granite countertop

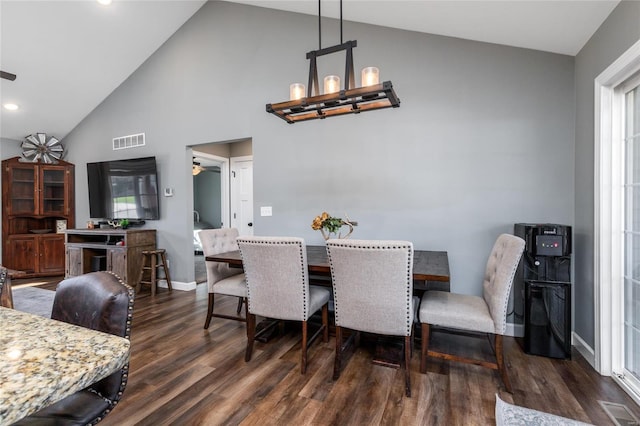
[0,307,130,425]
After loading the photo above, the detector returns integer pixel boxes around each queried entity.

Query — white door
[596,41,640,404]
[230,156,254,236]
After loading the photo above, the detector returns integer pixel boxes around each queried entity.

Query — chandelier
[266,0,400,124]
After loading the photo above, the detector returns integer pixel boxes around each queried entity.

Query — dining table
[206,245,450,289]
[0,307,131,425]
[205,245,450,368]
[206,245,450,367]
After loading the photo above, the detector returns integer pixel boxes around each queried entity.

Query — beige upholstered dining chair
[199,228,247,329]
[326,239,415,397]
[419,233,525,392]
[237,236,330,374]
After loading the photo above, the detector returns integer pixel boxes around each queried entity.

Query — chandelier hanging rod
[318,0,344,50]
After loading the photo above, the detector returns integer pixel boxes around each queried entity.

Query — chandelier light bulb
[361,67,379,87]
[323,75,340,94]
[289,83,306,101]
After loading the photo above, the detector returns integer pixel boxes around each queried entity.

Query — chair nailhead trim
[326,241,414,335]
[97,271,135,415]
[238,238,310,318]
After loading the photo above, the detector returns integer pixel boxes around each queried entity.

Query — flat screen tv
[87,156,160,220]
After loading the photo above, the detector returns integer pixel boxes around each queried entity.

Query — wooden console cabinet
[64,228,156,288]
[2,157,75,277]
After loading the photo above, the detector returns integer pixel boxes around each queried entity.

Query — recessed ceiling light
[97,0,112,5]
[3,103,19,111]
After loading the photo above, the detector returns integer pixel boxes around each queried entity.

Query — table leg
[1,275,14,308]
[372,336,404,369]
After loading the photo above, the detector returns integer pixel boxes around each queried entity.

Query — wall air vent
[113,133,145,150]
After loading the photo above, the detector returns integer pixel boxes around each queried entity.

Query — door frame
[594,39,640,404]
[192,151,230,228]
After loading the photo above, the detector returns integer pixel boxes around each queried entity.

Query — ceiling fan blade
[0,71,17,81]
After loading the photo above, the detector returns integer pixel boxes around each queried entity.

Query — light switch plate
[260,206,272,216]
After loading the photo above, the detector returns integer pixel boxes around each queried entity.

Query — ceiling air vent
[113,133,145,150]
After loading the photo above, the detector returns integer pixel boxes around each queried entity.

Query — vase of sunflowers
[311,212,356,241]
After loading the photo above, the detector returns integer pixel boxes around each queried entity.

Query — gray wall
[59,2,574,327]
[1,138,22,157]
[574,1,640,348]
[229,139,252,157]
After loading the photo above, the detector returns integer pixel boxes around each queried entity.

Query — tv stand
[64,228,156,288]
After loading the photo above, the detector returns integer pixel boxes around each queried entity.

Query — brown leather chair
[14,271,135,425]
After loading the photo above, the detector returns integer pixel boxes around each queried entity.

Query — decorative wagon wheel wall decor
[21,133,65,163]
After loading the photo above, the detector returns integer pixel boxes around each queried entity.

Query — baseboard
[612,375,640,407]
[572,332,596,368]
[505,322,524,337]
[157,280,196,291]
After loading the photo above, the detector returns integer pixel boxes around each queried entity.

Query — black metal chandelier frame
[266,0,400,124]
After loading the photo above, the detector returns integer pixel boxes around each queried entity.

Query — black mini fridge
[515,223,572,359]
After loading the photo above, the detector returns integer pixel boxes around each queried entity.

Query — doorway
[190,139,253,284]
[192,152,229,232]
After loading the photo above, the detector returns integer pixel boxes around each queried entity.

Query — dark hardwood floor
[12,276,640,425]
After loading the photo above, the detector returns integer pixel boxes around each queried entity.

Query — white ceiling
[0,0,207,142]
[0,0,620,142]
[230,0,620,56]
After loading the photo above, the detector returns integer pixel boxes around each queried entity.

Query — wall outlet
[260,206,272,216]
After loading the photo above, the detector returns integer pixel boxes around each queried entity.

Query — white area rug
[12,286,55,318]
[495,394,593,425]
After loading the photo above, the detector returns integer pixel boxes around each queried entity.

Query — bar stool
[137,249,172,296]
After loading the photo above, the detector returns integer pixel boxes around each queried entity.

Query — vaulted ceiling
[0,0,620,142]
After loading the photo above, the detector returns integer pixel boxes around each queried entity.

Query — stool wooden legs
[135,268,143,295]
[158,251,172,291]
[150,252,157,296]
[137,249,172,296]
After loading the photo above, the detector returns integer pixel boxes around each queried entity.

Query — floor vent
[599,401,640,425]
[113,133,145,150]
